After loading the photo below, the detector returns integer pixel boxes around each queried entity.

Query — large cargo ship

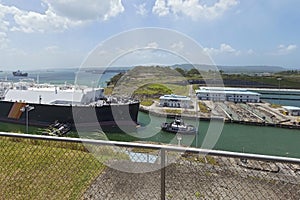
[0,79,139,130]
[12,70,28,77]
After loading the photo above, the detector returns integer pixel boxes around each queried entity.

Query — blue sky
[0,0,299,70]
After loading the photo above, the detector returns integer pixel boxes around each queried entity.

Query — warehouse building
[159,94,191,108]
[195,87,261,103]
[282,106,300,116]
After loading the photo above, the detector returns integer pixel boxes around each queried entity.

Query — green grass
[0,122,80,137]
[193,84,200,90]
[189,72,300,89]
[140,99,154,106]
[270,104,282,108]
[134,83,172,98]
[133,83,188,107]
[198,102,210,113]
[104,86,113,95]
[133,83,173,107]
[164,84,189,96]
[222,74,300,88]
[164,109,182,114]
[0,138,106,200]
[0,122,40,134]
[108,66,191,97]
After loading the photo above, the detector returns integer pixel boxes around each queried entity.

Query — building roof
[159,94,191,101]
[282,106,300,111]
[195,89,260,96]
[199,87,248,92]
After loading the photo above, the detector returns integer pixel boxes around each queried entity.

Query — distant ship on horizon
[12,70,28,77]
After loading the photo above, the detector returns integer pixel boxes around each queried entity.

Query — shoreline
[139,105,300,130]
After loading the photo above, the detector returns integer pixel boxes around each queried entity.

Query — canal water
[130,112,300,158]
[251,90,300,107]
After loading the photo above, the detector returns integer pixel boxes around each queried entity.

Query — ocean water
[0,68,118,87]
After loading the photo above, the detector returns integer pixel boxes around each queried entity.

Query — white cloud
[0,4,21,31]
[146,42,159,49]
[274,44,297,55]
[152,0,170,16]
[11,9,83,33]
[43,0,124,21]
[0,16,9,31]
[247,49,254,55]
[45,45,59,52]
[152,0,239,20]
[0,1,124,33]
[170,41,184,50]
[0,32,9,49]
[135,3,148,16]
[204,43,240,55]
[220,43,236,53]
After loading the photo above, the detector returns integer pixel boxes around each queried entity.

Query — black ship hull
[0,101,140,129]
[12,72,28,77]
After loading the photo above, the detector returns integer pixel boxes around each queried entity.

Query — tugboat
[161,118,197,134]
[12,70,28,77]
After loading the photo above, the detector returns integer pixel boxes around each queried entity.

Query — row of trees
[276,70,300,75]
[174,68,200,77]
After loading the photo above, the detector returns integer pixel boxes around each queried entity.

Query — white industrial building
[282,106,300,116]
[159,94,191,108]
[195,87,261,103]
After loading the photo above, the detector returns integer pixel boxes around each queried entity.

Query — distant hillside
[171,64,286,73]
[111,66,187,96]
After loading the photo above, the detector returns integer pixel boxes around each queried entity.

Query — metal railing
[1,132,300,199]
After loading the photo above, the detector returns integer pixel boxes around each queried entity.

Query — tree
[187,68,200,76]
[107,72,124,86]
[175,67,186,76]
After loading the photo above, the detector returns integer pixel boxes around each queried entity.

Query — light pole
[176,134,182,146]
[20,105,35,134]
[190,84,199,148]
[277,77,282,105]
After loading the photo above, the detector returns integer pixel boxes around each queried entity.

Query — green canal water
[134,112,300,158]
[1,111,300,158]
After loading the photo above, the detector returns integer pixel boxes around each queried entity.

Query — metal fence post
[161,149,166,200]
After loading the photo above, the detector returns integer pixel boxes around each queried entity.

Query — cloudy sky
[0,0,299,70]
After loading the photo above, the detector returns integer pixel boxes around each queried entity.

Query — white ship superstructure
[4,81,104,105]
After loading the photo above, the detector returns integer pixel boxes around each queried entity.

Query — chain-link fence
[0,132,300,200]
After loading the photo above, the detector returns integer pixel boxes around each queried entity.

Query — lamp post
[195,98,199,148]
[277,78,282,105]
[20,105,35,134]
[176,134,182,146]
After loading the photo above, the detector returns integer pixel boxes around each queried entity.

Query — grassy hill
[110,66,189,97]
